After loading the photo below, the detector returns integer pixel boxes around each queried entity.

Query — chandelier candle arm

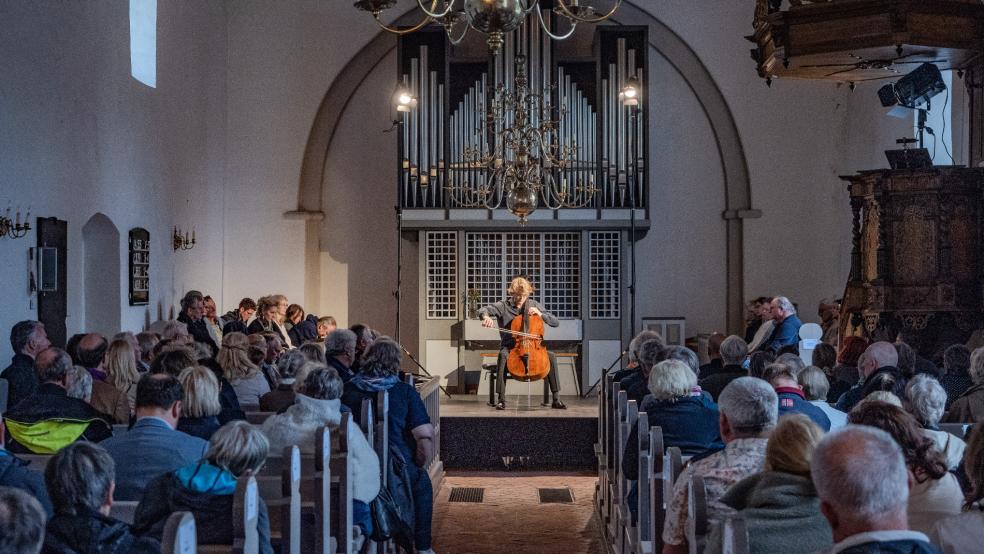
[535,7,577,41]
[554,0,622,23]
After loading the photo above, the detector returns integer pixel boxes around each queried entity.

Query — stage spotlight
[878,62,946,109]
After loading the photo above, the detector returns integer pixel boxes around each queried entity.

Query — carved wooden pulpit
[841,167,984,357]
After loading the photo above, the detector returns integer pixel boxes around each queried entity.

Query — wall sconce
[0,206,31,239]
[172,226,196,251]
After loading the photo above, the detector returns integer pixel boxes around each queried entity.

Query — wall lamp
[0,206,31,239]
[172,226,196,251]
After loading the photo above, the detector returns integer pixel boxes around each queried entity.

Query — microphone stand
[581,350,628,399]
[399,343,453,399]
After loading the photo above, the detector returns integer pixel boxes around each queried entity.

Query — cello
[502,307,551,382]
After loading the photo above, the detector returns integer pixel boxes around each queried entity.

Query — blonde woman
[105,338,141,413]
[217,332,270,409]
[705,414,832,554]
[176,366,223,440]
[247,296,289,346]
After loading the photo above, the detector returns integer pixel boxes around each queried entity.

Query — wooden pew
[256,445,301,554]
[636,426,665,554]
[199,473,259,554]
[326,415,354,554]
[595,374,615,526]
[245,412,275,425]
[605,387,627,538]
[940,422,972,439]
[719,515,750,554]
[612,397,638,554]
[109,500,139,525]
[161,511,197,554]
[685,475,708,554]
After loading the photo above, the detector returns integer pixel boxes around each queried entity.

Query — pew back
[161,511,197,554]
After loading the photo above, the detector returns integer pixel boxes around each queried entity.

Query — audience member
[221,297,257,336]
[0,421,52,515]
[940,344,973,410]
[698,335,748,402]
[76,333,130,424]
[101,374,208,501]
[661,345,700,378]
[64,333,85,366]
[299,342,326,365]
[743,297,769,344]
[135,331,159,372]
[341,338,435,554]
[831,336,869,396]
[661,377,777,553]
[349,324,377,373]
[812,426,939,553]
[747,298,775,352]
[612,330,664,383]
[257,333,284,387]
[747,351,775,379]
[0,486,46,554]
[43,443,160,553]
[764,364,831,431]
[65,365,92,403]
[161,321,193,347]
[705,414,831,554]
[896,341,918,379]
[943,345,984,423]
[835,341,902,412]
[325,328,358,382]
[176,366,223,440]
[775,352,807,376]
[619,339,664,403]
[316,316,337,340]
[3,348,112,454]
[286,304,319,346]
[263,366,379,535]
[928,424,984,553]
[247,296,286,345]
[856,390,903,409]
[759,296,802,354]
[176,290,218,354]
[3,321,50,409]
[906,374,966,470]
[105,338,140,411]
[849,402,962,535]
[270,294,293,348]
[700,333,726,378]
[133,421,273,554]
[259,349,306,413]
[798,366,847,429]
[811,342,837,373]
[623,359,722,519]
[202,295,224,346]
[818,297,840,346]
[217,332,270,410]
[899,331,940,378]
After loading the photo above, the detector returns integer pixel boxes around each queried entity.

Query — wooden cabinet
[128,228,149,306]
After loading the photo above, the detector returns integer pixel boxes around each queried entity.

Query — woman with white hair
[906,374,966,470]
[133,421,273,554]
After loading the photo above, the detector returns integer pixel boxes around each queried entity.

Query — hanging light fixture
[354,0,622,54]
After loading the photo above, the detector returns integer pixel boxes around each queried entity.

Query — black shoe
[551,399,567,409]
[496,401,506,410]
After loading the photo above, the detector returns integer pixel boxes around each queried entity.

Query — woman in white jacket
[261,364,380,534]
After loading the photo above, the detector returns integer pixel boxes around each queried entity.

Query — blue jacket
[776,387,831,431]
[101,417,208,501]
[0,449,53,516]
[622,393,723,480]
[762,314,803,354]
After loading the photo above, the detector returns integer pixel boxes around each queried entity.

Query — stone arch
[293,2,757,332]
[81,212,121,337]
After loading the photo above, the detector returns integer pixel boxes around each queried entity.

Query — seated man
[763,364,831,431]
[0,421,52,516]
[100,373,208,501]
[3,348,112,454]
[758,296,802,355]
[221,297,256,336]
[835,341,903,413]
[3,320,51,410]
[43,443,160,553]
[662,377,776,554]
[699,333,727,378]
[0,486,47,554]
[611,330,665,383]
[812,426,941,553]
[316,316,337,340]
[619,339,664,403]
[699,335,749,401]
[324,329,357,382]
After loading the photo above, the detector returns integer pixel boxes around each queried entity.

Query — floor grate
[538,487,574,503]
[448,487,485,503]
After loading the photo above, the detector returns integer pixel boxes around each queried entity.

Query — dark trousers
[496,347,560,401]
[409,464,433,550]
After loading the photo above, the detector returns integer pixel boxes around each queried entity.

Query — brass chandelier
[443,56,597,224]
[353,0,622,54]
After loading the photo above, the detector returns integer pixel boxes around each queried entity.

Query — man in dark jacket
[835,341,902,413]
[221,297,256,336]
[699,333,726,379]
[3,320,51,410]
[759,296,803,355]
[43,442,160,553]
[325,328,357,382]
[940,344,974,409]
[765,365,831,431]
[699,335,749,401]
[0,421,53,516]
[3,348,112,454]
[0,486,46,554]
[288,313,320,346]
[176,290,218,355]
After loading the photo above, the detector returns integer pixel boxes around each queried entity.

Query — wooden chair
[257,445,301,554]
[245,412,274,425]
[328,414,354,554]
[719,515,750,554]
[161,511,197,554]
[686,475,708,554]
[940,422,972,439]
[200,473,260,554]
[109,500,139,525]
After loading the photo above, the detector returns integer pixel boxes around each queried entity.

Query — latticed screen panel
[590,231,621,319]
[465,232,581,319]
[425,231,458,319]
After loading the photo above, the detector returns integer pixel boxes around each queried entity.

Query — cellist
[479,276,567,411]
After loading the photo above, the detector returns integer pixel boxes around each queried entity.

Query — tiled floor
[431,472,604,554]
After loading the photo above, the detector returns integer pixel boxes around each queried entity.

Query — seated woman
[259,349,307,413]
[262,365,379,535]
[929,424,984,553]
[705,414,832,554]
[133,421,274,554]
[176,365,223,440]
[341,338,436,554]
[218,332,270,410]
[906,374,966,470]
[849,401,963,535]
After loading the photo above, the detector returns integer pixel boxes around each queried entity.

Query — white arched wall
[82,213,122,337]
